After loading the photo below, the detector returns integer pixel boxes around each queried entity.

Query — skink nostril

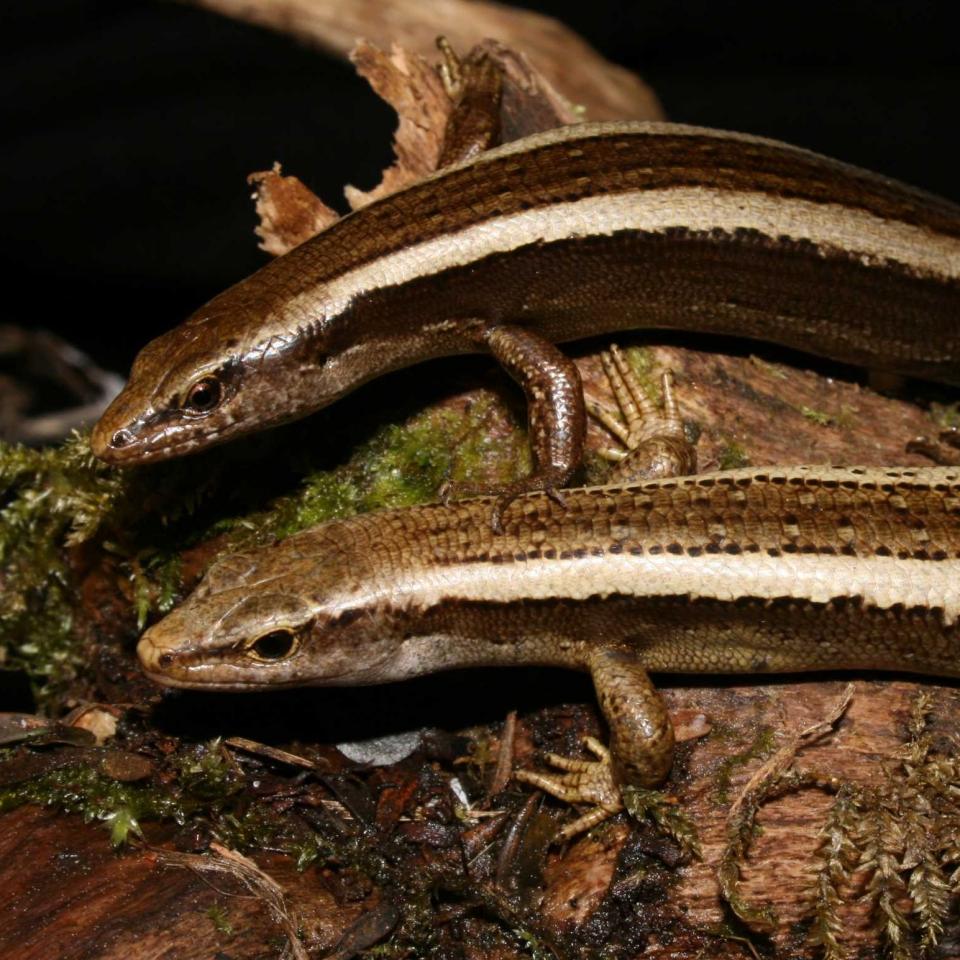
[158,653,174,669]
[111,429,134,448]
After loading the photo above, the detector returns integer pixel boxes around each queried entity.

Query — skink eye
[185,377,222,414]
[248,629,298,661]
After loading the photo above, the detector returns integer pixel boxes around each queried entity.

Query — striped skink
[91,121,960,504]
[138,459,960,835]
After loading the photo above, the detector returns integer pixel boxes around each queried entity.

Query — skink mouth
[92,422,232,465]
[140,670,303,691]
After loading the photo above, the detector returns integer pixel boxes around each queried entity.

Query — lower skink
[93,120,960,504]
[138,452,960,836]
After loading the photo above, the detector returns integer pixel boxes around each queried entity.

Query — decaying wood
[250,37,582,253]
[179,0,664,123]
[0,806,355,960]
[248,162,339,256]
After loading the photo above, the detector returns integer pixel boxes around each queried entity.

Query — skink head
[137,533,404,690]
[91,320,244,464]
[90,279,343,466]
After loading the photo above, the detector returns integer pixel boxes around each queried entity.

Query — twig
[730,683,854,820]
[155,842,309,960]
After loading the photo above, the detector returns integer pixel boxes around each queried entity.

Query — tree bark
[179,0,664,123]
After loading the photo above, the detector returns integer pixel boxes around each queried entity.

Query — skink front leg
[484,324,585,519]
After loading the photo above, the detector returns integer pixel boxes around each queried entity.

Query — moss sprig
[0,434,130,690]
[622,785,701,861]
[806,691,960,959]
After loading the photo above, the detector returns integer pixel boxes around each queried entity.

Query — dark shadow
[150,665,594,745]
[0,670,35,714]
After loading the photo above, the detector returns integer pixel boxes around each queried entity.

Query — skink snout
[91,389,169,465]
[91,390,144,463]
[137,625,200,687]
[137,630,172,676]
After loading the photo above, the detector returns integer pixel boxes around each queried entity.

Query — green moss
[748,356,789,380]
[176,739,245,803]
[622,786,701,860]
[130,550,184,630]
[0,435,130,693]
[801,406,835,427]
[711,725,776,805]
[930,401,960,430]
[799,405,857,430]
[0,764,185,847]
[0,737,336,866]
[715,692,960,958]
[717,438,750,471]
[807,691,960,959]
[206,905,234,938]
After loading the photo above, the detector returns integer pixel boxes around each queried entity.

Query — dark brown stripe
[412,592,960,677]
[323,228,960,381]
[238,125,960,304]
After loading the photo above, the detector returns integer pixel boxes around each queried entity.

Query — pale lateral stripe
[293,187,960,323]
[367,553,960,626]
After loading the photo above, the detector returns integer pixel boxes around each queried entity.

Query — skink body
[140,465,960,809]
[93,121,960,496]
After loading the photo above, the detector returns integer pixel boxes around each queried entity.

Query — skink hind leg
[590,647,675,788]
[515,647,674,841]
[588,344,696,482]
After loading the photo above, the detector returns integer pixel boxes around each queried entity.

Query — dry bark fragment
[248,162,339,255]
[252,36,581,247]
[181,0,664,122]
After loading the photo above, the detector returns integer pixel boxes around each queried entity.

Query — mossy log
[4,341,960,960]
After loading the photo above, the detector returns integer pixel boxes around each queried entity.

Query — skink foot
[514,735,623,842]
[588,345,697,482]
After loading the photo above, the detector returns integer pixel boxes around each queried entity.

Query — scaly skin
[93,121,960,505]
[139,462,960,835]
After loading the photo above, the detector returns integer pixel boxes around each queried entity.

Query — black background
[4,1,960,376]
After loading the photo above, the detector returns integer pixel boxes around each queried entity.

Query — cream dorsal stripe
[367,552,960,628]
[295,188,960,320]
[261,466,960,627]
